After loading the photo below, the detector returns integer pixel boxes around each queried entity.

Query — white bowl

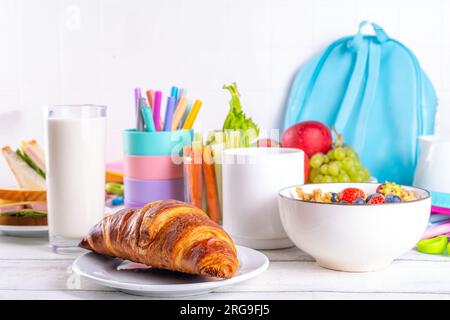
[278,183,431,272]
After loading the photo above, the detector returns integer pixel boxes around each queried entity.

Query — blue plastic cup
[122,129,193,156]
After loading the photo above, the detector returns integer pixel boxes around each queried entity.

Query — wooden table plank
[1,235,448,262]
[1,257,449,294]
[0,290,449,300]
[0,235,71,260]
[1,235,449,299]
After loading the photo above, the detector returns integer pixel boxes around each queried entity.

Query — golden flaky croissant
[79,200,238,279]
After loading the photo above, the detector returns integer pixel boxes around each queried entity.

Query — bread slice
[1,146,46,189]
[0,205,47,226]
[0,188,46,202]
[20,139,46,176]
[0,215,47,226]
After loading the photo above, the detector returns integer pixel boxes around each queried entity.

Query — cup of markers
[122,86,201,208]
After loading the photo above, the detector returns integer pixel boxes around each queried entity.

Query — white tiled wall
[1,0,450,183]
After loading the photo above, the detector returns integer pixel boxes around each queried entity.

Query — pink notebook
[431,206,450,215]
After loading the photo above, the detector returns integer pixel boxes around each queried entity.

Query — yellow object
[171,97,189,131]
[105,170,123,183]
[182,99,202,130]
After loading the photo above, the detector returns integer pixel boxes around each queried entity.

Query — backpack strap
[296,40,345,123]
[353,21,389,46]
[334,40,369,132]
[334,21,387,134]
[352,41,381,152]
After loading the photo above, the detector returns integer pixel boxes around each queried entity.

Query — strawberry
[366,193,385,204]
[339,188,366,204]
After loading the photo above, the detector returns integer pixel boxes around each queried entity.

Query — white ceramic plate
[0,225,48,237]
[0,207,115,238]
[72,245,269,297]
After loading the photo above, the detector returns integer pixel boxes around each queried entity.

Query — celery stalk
[222,82,259,147]
[211,143,224,212]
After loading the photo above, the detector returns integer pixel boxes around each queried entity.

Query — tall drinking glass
[45,105,106,253]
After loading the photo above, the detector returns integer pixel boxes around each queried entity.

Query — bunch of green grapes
[309,146,371,183]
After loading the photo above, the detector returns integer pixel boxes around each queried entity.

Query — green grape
[346,165,357,177]
[319,138,369,183]
[346,146,356,157]
[309,168,319,181]
[349,169,358,181]
[321,175,333,183]
[313,174,323,184]
[353,170,365,182]
[334,147,346,160]
[328,162,340,176]
[338,172,351,182]
[319,164,329,175]
[348,151,360,161]
[310,153,324,169]
[314,136,369,183]
[327,149,335,160]
[342,158,354,171]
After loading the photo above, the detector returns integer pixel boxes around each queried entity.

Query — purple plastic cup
[124,200,148,209]
[124,177,184,204]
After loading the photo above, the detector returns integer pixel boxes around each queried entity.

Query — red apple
[281,121,332,158]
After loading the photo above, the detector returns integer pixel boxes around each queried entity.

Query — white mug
[414,135,450,194]
[222,147,304,249]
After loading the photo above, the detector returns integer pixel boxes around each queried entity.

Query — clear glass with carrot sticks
[183,130,260,224]
[183,132,221,224]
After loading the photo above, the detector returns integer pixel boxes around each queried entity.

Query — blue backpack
[283,21,437,185]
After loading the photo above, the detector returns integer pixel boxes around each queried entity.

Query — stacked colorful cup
[122,129,193,208]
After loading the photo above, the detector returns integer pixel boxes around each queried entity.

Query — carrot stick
[211,142,223,212]
[202,145,220,223]
[191,146,203,209]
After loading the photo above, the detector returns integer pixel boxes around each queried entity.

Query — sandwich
[2,140,46,189]
[0,191,47,226]
[0,139,123,225]
[1,140,47,226]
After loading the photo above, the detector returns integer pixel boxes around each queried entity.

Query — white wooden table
[0,234,449,300]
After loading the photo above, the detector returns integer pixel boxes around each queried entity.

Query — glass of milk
[45,105,106,253]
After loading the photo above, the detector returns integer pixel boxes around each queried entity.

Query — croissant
[79,200,238,279]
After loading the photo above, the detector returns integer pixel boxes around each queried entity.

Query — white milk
[46,116,106,240]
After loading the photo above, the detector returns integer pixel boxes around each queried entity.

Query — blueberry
[353,197,366,205]
[338,201,348,204]
[385,194,402,203]
[330,192,339,203]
